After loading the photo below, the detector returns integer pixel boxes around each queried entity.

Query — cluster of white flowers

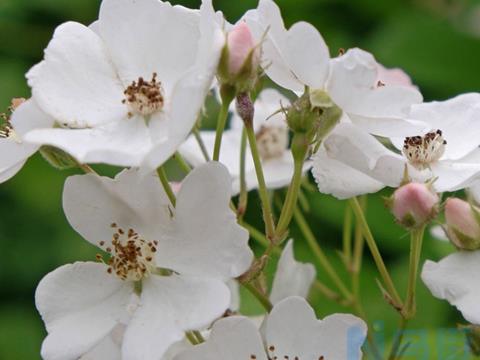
[3,0,480,358]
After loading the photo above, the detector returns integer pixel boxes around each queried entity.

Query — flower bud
[218,22,261,93]
[444,198,480,250]
[387,183,439,228]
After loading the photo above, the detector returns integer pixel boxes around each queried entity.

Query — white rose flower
[180,88,312,193]
[24,0,224,169]
[0,99,53,183]
[175,296,367,360]
[313,94,480,199]
[243,0,423,138]
[35,162,253,360]
[422,251,480,325]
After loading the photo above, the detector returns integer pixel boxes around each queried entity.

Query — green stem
[238,127,248,219]
[349,197,403,310]
[213,92,234,161]
[174,152,192,173]
[403,226,425,319]
[156,167,176,207]
[245,124,276,240]
[242,282,273,312]
[193,128,211,162]
[240,221,274,252]
[292,205,352,301]
[352,211,365,298]
[275,133,308,240]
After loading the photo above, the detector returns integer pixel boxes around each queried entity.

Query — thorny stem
[245,123,276,240]
[349,197,403,310]
[156,167,176,207]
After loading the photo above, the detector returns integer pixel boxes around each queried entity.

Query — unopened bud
[444,198,480,250]
[387,183,439,228]
[286,92,321,136]
[218,22,261,93]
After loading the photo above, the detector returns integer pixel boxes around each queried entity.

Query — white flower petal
[122,274,230,360]
[243,0,304,92]
[312,148,385,199]
[328,48,423,137]
[143,66,219,170]
[431,159,480,193]
[174,316,267,360]
[270,240,316,304]
[27,22,126,128]
[98,0,200,92]
[157,162,253,279]
[80,327,122,360]
[36,262,133,360]
[62,168,170,249]
[422,251,480,325]
[408,93,480,160]
[265,296,366,360]
[323,124,408,187]
[0,161,26,183]
[227,280,241,312]
[0,100,54,183]
[284,21,330,90]
[24,115,153,166]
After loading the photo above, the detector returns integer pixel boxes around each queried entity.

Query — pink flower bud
[227,22,259,76]
[390,183,439,228]
[445,198,480,250]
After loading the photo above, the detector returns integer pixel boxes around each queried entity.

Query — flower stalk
[156,167,176,207]
[349,197,403,310]
[274,133,309,240]
[402,225,425,319]
[213,85,235,161]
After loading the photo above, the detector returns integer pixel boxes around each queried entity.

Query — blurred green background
[1,0,480,358]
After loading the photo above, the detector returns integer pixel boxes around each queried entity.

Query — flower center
[256,125,289,161]
[403,129,446,170]
[122,73,164,117]
[97,224,158,281]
